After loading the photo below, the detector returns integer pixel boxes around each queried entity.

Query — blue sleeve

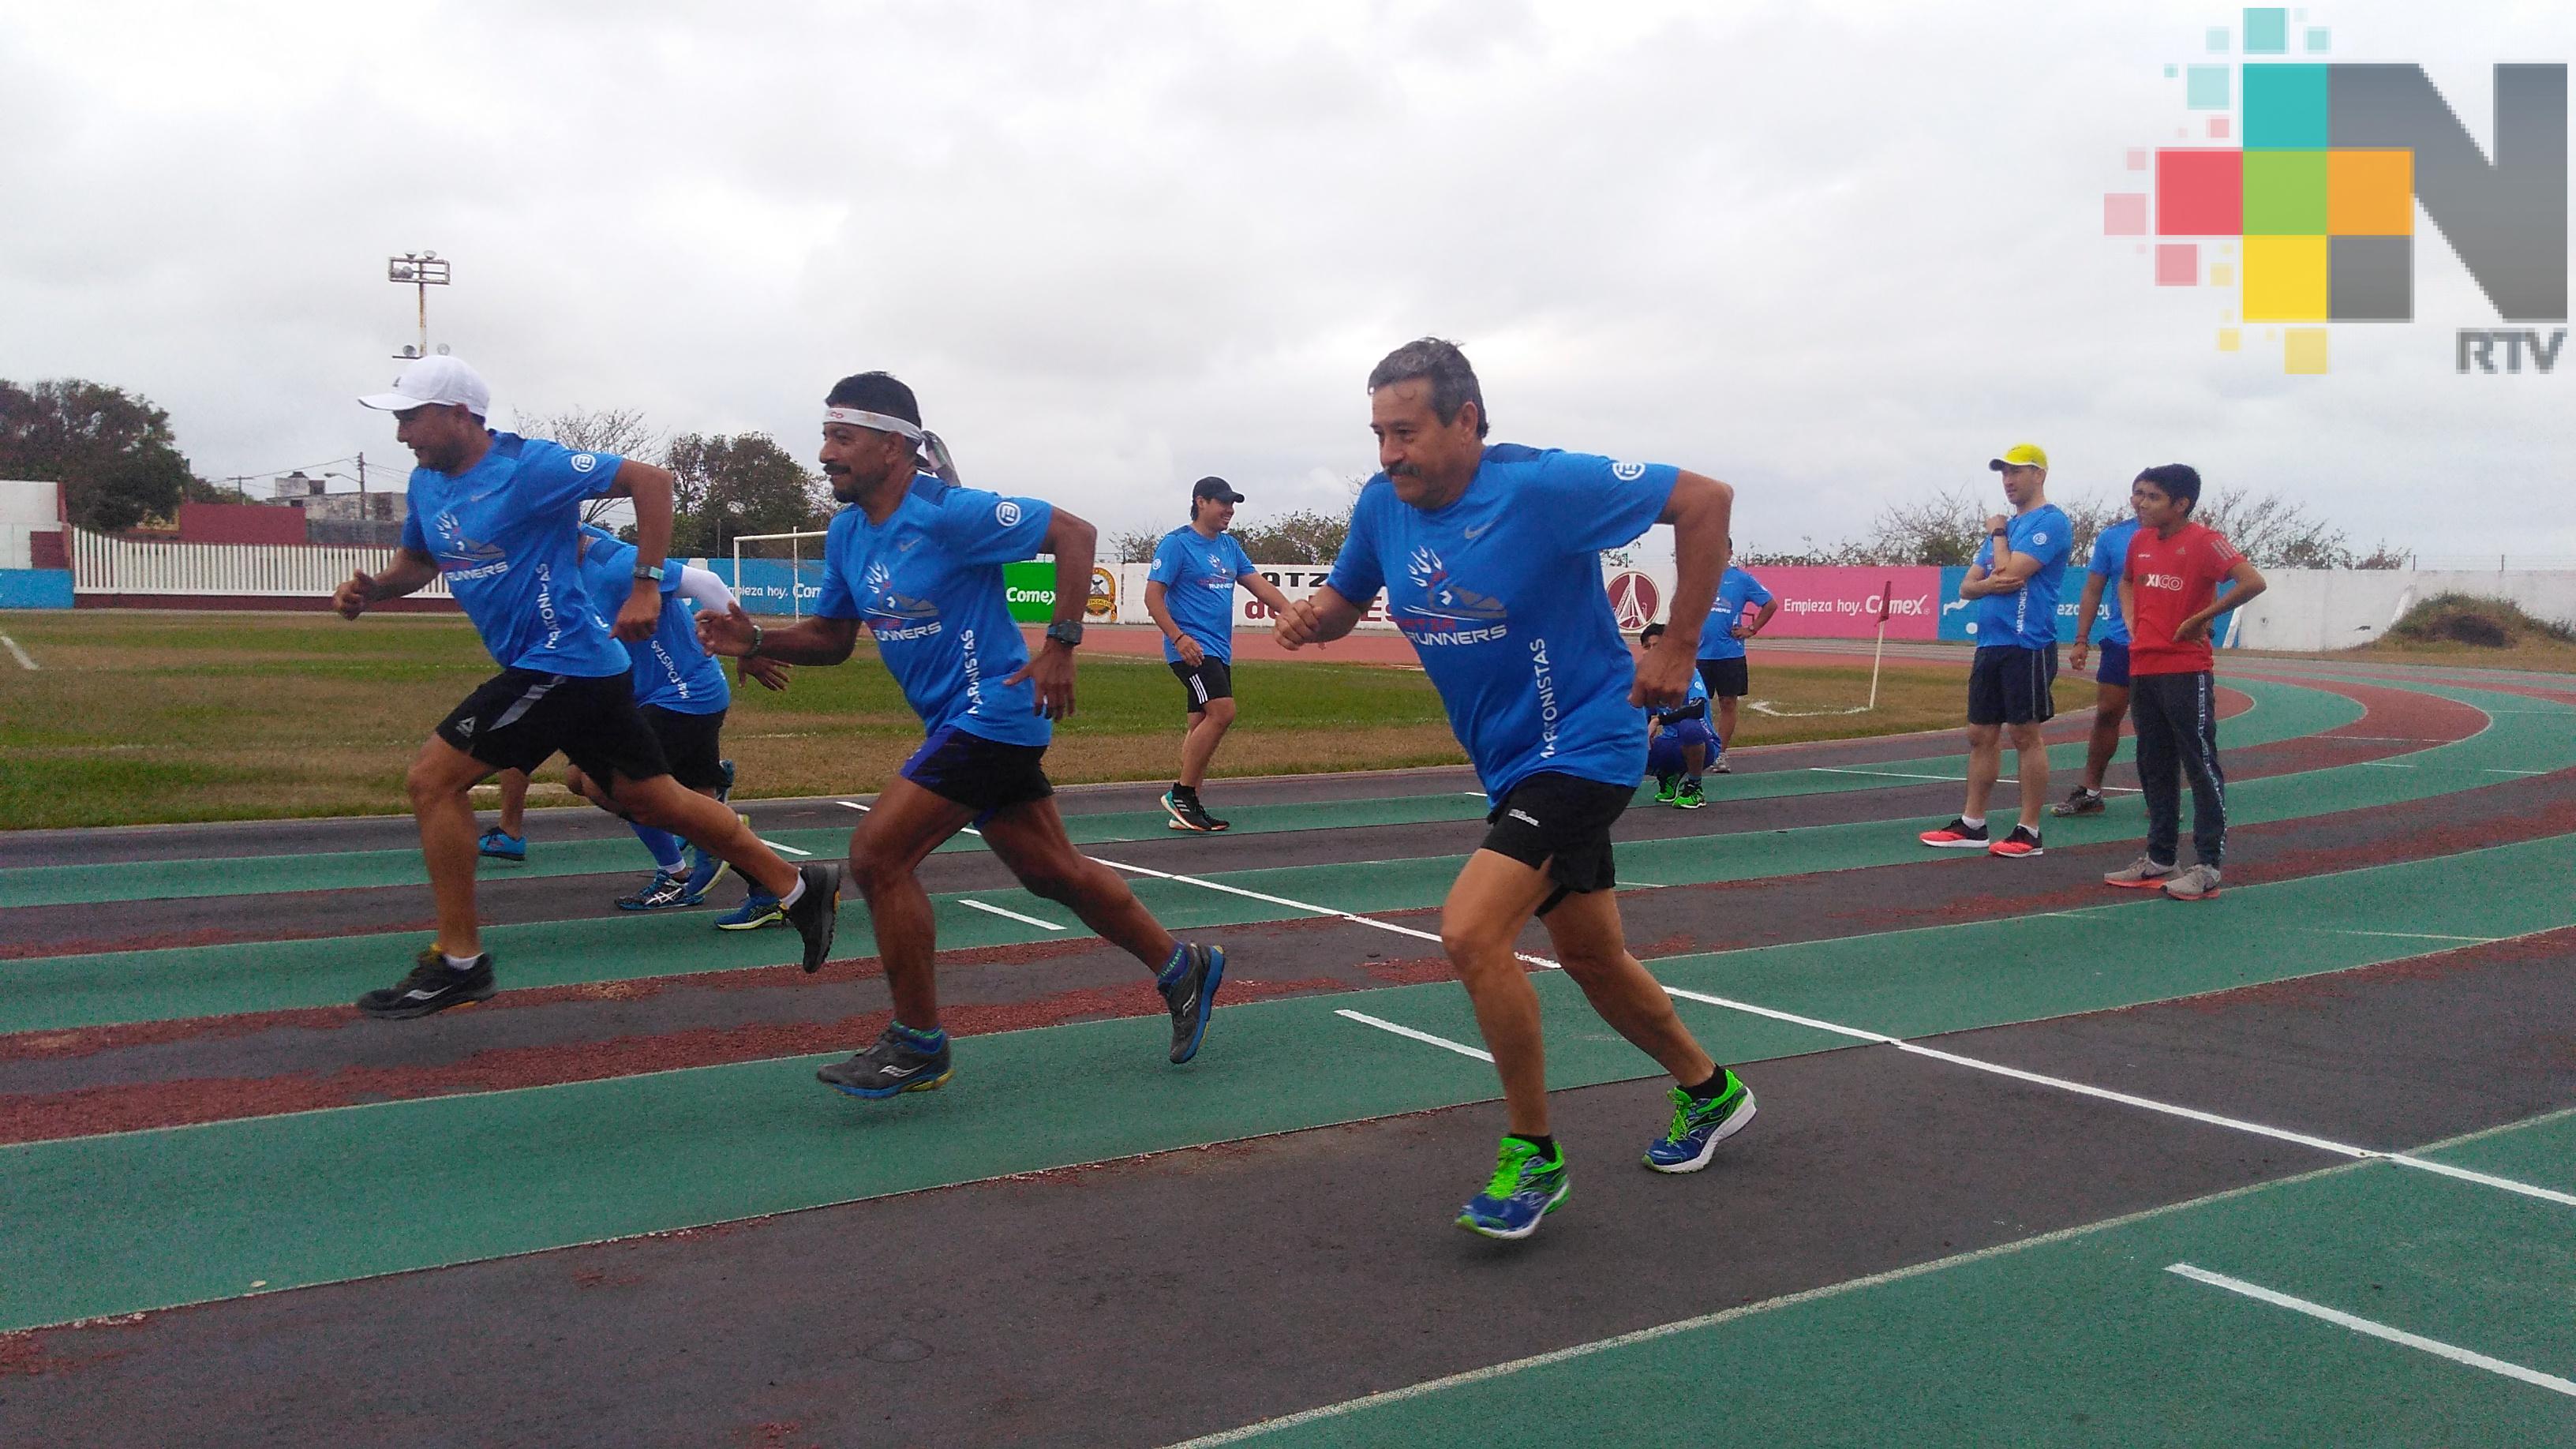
[1228,534,1258,578]
[518,441,625,511]
[1743,573,1774,607]
[1147,534,1185,587]
[2087,526,2128,579]
[2015,509,2072,568]
[931,486,1054,567]
[814,515,861,620]
[1324,489,1386,605]
[1529,451,1678,552]
[401,510,425,556]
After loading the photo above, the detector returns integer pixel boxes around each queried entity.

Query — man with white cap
[335,355,841,1017]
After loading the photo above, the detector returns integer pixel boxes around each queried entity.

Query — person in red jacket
[2104,464,2267,900]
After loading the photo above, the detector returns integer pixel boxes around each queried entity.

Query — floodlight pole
[386,252,453,358]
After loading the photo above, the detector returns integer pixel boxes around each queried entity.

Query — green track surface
[0,679,2357,909]
[1216,1123,2576,1447]
[6,833,2572,1333]
[1,681,2554,1036]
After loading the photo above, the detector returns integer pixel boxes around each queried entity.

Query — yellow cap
[1988,443,2048,471]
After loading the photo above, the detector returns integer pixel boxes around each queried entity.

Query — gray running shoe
[2050,787,2106,818]
[818,1025,954,1098]
[2164,864,2222,900]
[358,949,496,1020]
[616,868,693,911]
[1709,756,1732,774]
[1159,943,1226,1064]
[784,861,844,972]
[2103,856,2176,889]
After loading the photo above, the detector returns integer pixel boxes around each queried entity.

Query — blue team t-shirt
[1694,567,1777,661]
[1970,503,2073,650]
[814,475,1056,747]
[1646,665,1712,721]
[401,433,630,677]
[2086,517,2140,647]
[1326,444,1676,806]
[578,530,729,715]
[1148,526,1258,664]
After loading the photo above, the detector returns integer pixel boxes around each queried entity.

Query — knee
[846,844,905,898]
[1016,856,1094,904]
[1204,698,1237,728]
[406,759,459,810]
[1440,915,1516,973]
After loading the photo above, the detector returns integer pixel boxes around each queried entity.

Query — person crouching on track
[1638,622,1717,807]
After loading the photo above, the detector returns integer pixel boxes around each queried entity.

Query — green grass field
[0,612,2086,829]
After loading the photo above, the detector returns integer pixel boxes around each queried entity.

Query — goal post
[729,530,831,618]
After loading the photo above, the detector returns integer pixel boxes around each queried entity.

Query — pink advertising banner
[1739,566,1942,640]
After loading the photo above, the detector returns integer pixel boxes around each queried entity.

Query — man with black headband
[698,371,1227,1097]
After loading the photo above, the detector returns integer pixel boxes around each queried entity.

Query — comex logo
[2104,9,2567,374]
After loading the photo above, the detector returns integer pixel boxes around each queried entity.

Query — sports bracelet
[747,623,764,658]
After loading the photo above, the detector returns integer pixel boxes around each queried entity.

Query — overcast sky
[4,0,2569,561]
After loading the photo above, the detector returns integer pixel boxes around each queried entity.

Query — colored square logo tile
[2305,27,2330,53]
[2284,327,2330,373]
[2329,235,2412,320]
[2187,65,2230,110]
[2211,262,2237,286]
[2244,234,2329,320]
[2244,7,2289,54]
[2218,327,2242,351]
[2157,243,2200,286]
[2327,149,2413,235]
[2242,150,2328,234]
[2244,64,2329,148]
[2156,149,2243,235]
[2207,27,2230,53]
[2209,117,2232,139]
[2104,193,2149,236]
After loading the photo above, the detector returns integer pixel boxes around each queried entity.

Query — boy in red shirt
[2106,464,2267,900]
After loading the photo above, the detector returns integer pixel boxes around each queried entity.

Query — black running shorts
[1696,657,1751,699]
[642,705,728,792]
[1481,772,1633,913]
[1967,644,2058,726]
[900,724,1054,816]
[436,668,671,784]
[1170,657,1235,714]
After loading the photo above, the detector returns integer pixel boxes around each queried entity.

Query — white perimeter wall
[2230,570,2576,651]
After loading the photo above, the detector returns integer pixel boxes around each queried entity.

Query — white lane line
[2359,761,2551,776]
[2488,768,2550,776]
[2166,1264,2576,1399]
[956,898,1064,930]
[1333,1009,1493,1061]
[2320,735,2454,743]
[2313,928,2500,944]
[1810,766,1971,784]
[0,634,33,670]
[837,799,869,811]
[758,837,812,857]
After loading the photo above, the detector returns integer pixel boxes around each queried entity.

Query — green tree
[1230,507,1352,563]
[661,432,830,556]
[0,379,200,530]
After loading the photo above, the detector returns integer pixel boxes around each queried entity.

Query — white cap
[358,355,492,416]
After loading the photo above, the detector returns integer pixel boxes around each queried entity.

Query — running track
[2,658,2573,1446]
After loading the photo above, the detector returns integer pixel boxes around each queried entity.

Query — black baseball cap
[1191,476,1245,504]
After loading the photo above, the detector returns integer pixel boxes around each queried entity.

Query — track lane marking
[0,634,35,671]
[956,899,1063,931]
[2166,1263,2576,1399]
[1334,1009,1492,1061]
[757,838,812,857]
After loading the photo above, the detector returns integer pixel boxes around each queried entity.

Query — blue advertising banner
[1935,566,2091,646]
[718,557,828,616]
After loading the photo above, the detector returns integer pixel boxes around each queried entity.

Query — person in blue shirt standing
[1144,477,1296,832]
[1276,338,1755,1241]
[1920,442,2072,859]
[1691,548,1777,773]
[2053,514,2140,818]
[333,355,841,1018]
[1638,622,1717,807]
[697,371,1226,1098]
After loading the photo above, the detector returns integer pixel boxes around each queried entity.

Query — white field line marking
[2359,760,2550,776]
[0,634,34,670]
[956,898,1063,930]
[1616,878,1667,889]
[837,799,869,811]
[2314,928,2500,944]
[1333,1009,1493,1061]
[2320,735,2454,743]
[757,837,812,857]
[1810,766,1971,784]
[2166,1264,2576,1399]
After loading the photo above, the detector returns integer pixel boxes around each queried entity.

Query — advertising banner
[1936,566,2088,645]
[1750,566,1943,640]
[723,557,826,616]
[1002,560,1058,623]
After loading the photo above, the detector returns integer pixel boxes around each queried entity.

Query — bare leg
[1963,722,2003,820]
[406,738,497,958]
[496,769,528,837]
[980,797,1178,969]
[841,777,979,1028]
[1717,695,1741,747]
[2009,721,2050,829]
[1178,697,1237,792]
[1537,888,1716,1085]
[1682,742,1707,776]
[2083,684,2130,792]
[1440,850,1560,1137]
[608,773,799,895]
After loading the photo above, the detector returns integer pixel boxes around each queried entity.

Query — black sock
[1507,1133,1557,1162]
[1683,1069,1732,1100]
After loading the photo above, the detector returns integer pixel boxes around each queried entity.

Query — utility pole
[386,252,452,358]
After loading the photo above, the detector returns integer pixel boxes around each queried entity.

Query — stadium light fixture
[387,251,451,359]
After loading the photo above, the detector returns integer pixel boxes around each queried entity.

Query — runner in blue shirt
[1921,442,2072,859]
[2052,515,2140,818]
[1144,477,1295,832]
[1275,338,1756,1241]
[333,355,840,1018]
[696,370,1226,1099]
[1639,622,1717,807]
[1691,552,1778,772]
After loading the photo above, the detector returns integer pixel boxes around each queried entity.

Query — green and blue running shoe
[616,867,692,911]
[818,1024,954,1099]
[1675,777,1706,810]
[1652,774,1679,805]
[715,890,783,930]
[1643,1073,1758,1174]
[1455,1136,1570,1240]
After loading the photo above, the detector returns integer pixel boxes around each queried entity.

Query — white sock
[1960,814,1986,829]
[443,952,481,972]
[779,874,807,908]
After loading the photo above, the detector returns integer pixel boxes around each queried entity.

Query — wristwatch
[1044,620,1085,648]
[633,561,666,583]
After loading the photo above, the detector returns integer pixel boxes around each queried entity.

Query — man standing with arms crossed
[1920,443,2071,859]
[1145,477,1296,832]
[335,356,840,1017]
[2054,510,2141,818]
[698,372,1226,1096]
[1277,339,1754,1241]
[1692,543,1777,773]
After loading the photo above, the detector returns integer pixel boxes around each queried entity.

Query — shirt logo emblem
[2031,531,2050,545]
[1398,545,1510,637]
[995,500,1023,527]
[569,453,598,474]
[1610,460,1646,481]
[863,561,940,621]
[1462,522,1495,540]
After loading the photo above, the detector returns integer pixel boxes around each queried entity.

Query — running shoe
[1456,1136,1570,1241]
[1159,942,1226,1064]
[476,827,526,861]
[817,1025,954,1098]
[616,867,693,911]
[1162,787,1230,833]
[1643,1073,1758,1173]
[1675,778,1706,811]
[1988,825,2045,859]
[1919,818,1990,848]
[1653,774,1679,804]
[2049,787,2106,818]
[358,949,496,1020]
[1709,755,1732,775]
[2103,856,2176,889]
[714,758,736,803]
[716,891,784,930]
[678,848,731,906]
[785,861,844,972]
[2164,864,2222,900]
